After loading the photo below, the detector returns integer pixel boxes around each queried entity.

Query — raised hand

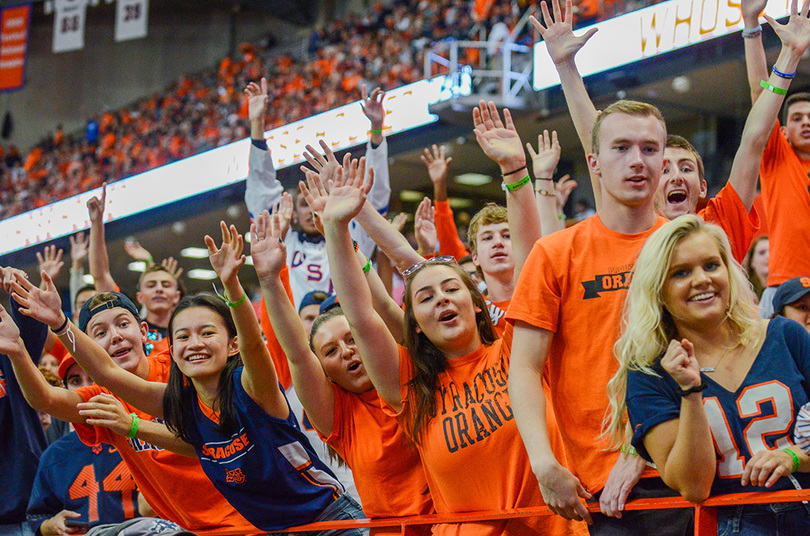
[742,0,767,26]
[765,0,810,56]
[0,304,22,356]
[36,245,65,284]
[389,212,408,233]
[472,100,526,173]
[86,183,107,223]
[205,221,246,286]
[11,272,65,330]
[124,238,153,264]
[299,169,330,235]
[531,0,598,66]
[301,139,341,188]
[69,232,88,268]
[273,191,294,239]
[420,144,453,185]
[360,85,386,130]
[322,157,374,225]
[160,256,184,280]
[414,197,438,256]
[245,78,269,124]
[251,210,288,281]
[527,129,562,179]
[0,266,27,295]
[77,393,135,437]
[556,174,578,213]
[661,339,701,390]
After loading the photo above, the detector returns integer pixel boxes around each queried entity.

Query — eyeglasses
[400,256,457,280]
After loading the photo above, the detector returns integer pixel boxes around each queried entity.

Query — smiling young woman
[607,215,810,535]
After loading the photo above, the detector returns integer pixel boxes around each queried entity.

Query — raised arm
[531,0,600,206]
[473,101,538,276]
[205,221,288,419]
[509,321,593,523]
[729,0,810,210]
[743,0,769,104]
[11,272,166,418]
[243,79,284,220]
[253,210,335,434]
[321,159,403,410]
[68,232,88,314]
[421,145,468,259]
[0,301,84,424]
[414,197,438,258]
[527,130,569,235]
[87,184,117,293]
[359,86,392,220]
[299,161,406,340]
[302,142,424,272]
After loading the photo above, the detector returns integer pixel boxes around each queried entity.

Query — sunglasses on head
[401,256,458,280]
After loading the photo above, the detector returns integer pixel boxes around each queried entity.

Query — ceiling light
[245,255,253,266]
[187,269,218,280]
[128,261,146,272]
[244,232,251,243]
[82,274,95,285]
[400,189,425,202]
[448,197,473,209]
[454,173,492,186]
[181,247,209,259]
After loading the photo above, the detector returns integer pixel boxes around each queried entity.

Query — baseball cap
[772,277,810,315]
[78,291,142,332]
[298,290,329,314]
[57,354,78,383]
[319,294,340,314]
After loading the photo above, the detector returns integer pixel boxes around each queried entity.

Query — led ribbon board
[533,0,790,90]
[1,74,471,257]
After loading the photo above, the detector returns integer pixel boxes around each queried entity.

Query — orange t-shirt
[760,123,810,286]
[73,351,253,532]
[393,325,585,536]
[434,200,470,260]
[322,385,433,519]
[698,182,760,264]
[506,215,666,493]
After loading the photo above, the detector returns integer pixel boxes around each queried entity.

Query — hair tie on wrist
[742,25,762,38]
[502,165,527,177]
[53,315,69,335]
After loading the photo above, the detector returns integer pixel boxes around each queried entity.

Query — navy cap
[298,290,329,314]
[319,294,340,314]
[78,291,141,332]
[773,277,810,315]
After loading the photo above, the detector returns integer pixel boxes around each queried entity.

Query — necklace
[699,340,741,373]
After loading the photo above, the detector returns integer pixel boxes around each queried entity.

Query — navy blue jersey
[27,431,139,533]
[627,316,810,496]
[186,367,343,530]
[0,298,48,524]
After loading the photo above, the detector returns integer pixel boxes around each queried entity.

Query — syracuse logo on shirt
[200,430,253,465]
[581,268,634,299]
[437,354,513,454]
[225,467,246,484]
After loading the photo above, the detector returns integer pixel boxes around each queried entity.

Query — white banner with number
[115,0,147,42]
[52,0,87,53]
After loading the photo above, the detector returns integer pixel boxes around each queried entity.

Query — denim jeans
[295,494,366,536]
[717,502,810,536]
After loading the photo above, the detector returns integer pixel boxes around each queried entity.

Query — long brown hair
[402,261,497,443]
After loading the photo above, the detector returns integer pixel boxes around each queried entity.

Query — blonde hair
[605,215,759,448]
[467,203,508,257]
[591,100,666,154]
